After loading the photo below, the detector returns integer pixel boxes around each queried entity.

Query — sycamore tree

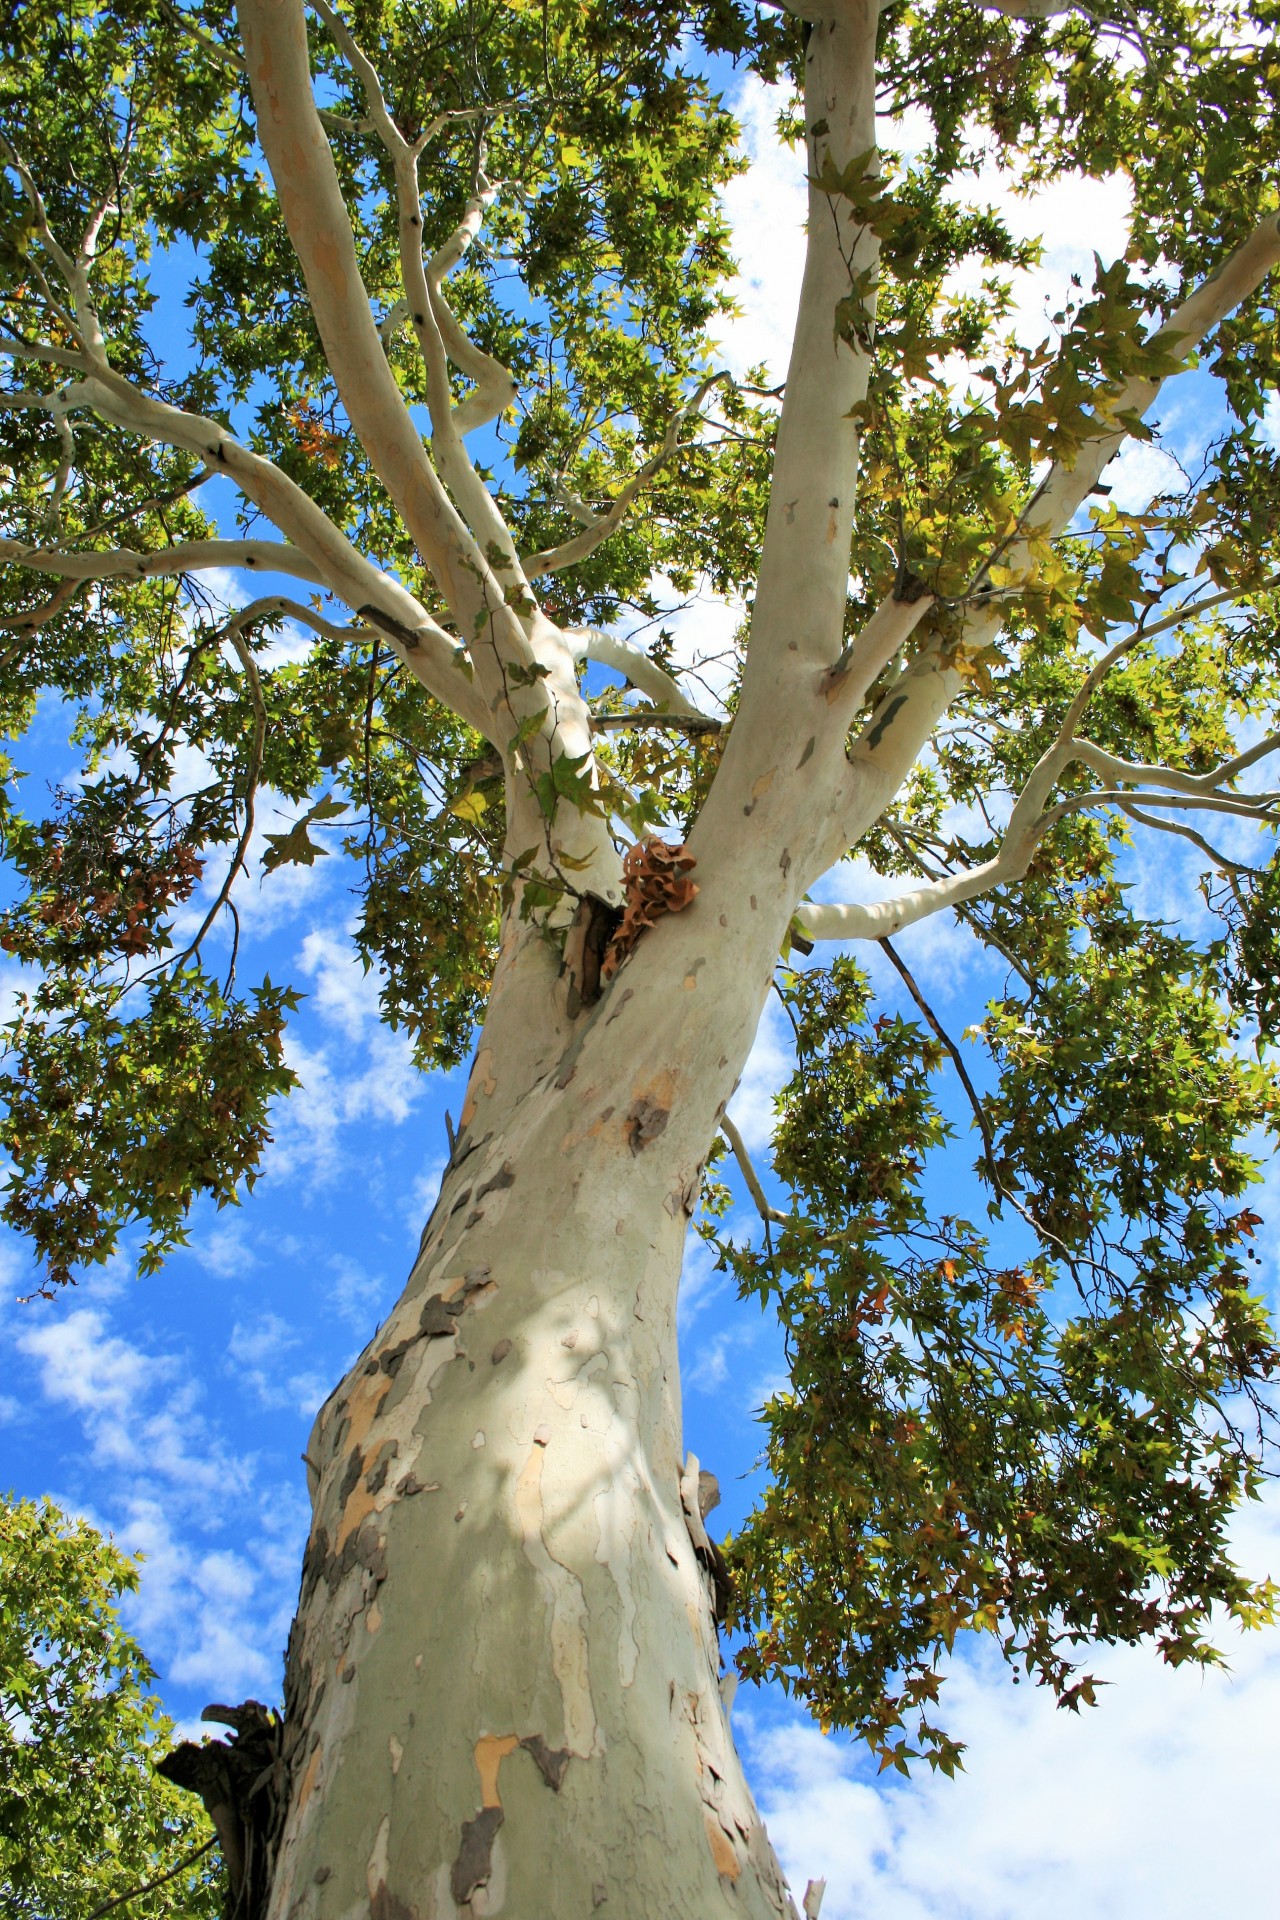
[3,0,1280,1912]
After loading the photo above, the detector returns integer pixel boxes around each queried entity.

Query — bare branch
[567,628,706,717]
[879,935,1000,1176]
[0,130,77,287]
[235,0,517,646]
[41,410,76,535]
[1068,732,1280,800]
[799,733,1280,944]
[1009,210,1280,553]
[590,711,722,738]
[1116,801,1259,881]
[155,0,247,74]
[1057,574,1280,745]
[37,366,493,733]
[0,534,331,589]
[0,575,83,638]
[521,374,730,580]
[177,605,270,969]
[817,220,1280,878]
[720,1114,788,1228]
[426,170,520,437]
[0,333,90,372]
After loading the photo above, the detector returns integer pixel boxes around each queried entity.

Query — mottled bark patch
[625,1097,669,1153]
[520,1732,571,1790]
[451,1805,504,1906]
[370,1883,416,1920]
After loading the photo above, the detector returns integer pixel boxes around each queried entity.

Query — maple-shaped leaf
[261,795,348,873]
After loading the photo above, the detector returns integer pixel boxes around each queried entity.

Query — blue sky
[4,55,1280,1920]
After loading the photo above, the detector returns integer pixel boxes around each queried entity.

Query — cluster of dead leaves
[600,836,699,983]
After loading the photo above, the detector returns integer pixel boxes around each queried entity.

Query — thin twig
[878,936,1091,1287]
[175,614,268,968]
[85,1837,216,1920]
[878,938,998,1175]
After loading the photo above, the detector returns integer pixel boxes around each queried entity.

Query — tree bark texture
[270,890,807,1920]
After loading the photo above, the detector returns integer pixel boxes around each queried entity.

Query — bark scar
[625,1098,669,1154]
[451,1806,503,1907]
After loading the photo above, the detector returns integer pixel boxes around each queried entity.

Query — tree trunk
[266,892,802,1920]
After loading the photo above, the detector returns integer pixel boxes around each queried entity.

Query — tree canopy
[0,1492,221,1920]
[2,0,1280,1783]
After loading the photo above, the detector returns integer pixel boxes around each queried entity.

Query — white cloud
[742,1496,1280,1919]
[189,1217,257,1280]
[1100,436,1187,513]
[275,1024,421,1179]
[260,918,425,1181]
[15,1308,251,1502]
[117,1497,279,1701]
[326,1254,399,1332]
[297,924,386,1042]
[943,160,1134,350]
[727,990,794,1155]
[716,78,807,385]
[228,1313,329,1417]
[7,1302,297,1703]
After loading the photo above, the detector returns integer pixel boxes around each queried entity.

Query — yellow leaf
[448,790,488,824]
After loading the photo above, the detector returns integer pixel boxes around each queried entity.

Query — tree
[2,0,1279,1911]
[0,1493,220,1920]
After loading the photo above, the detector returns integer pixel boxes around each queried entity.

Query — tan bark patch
[514,1445,598,1754]
[459,1045,497,1126]
[296,1741,322,1815]
[704,1811,742,1880]
[474,1732,520,1808]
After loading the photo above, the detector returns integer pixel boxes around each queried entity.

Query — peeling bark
[248,876,804,1920]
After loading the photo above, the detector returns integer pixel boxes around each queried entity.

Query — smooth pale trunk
[266,883,808,1920]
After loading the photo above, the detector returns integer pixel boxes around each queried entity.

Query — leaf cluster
[0,1492,221,1920]
[715,949,1280,1774]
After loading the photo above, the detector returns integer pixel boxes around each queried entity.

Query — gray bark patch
[451,1805,504,1905]
[520,1733,570,1791]
[626,1098,670,1153]
[395,1473,439,1496]
[337,1447,363,1507]
[419,1294,466,1338]
[866,692,908,750]
[370,1883,415,1920]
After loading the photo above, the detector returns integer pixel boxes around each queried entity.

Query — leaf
[261,794,347,873]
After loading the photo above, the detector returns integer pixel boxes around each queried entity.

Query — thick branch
[1010,210,1280,553]
[799,741,1280,944]
[727,0,882,717]
[814,212,1280,879]
[235,0,622,901]
[308,0,521,574]
[568,628,705,717]
[1068,732,1280,800]
[38,369,493,734]
[590,711,722,738]
[235,0,517,647]
[0,534,330,589]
